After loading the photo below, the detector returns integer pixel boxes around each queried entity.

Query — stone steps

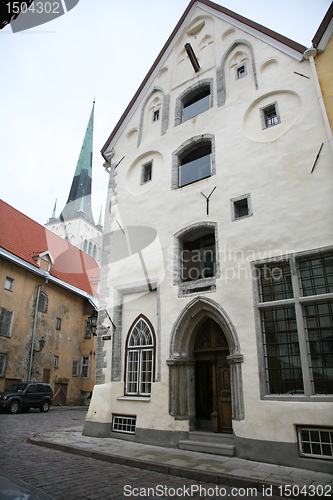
[178,431,236,456]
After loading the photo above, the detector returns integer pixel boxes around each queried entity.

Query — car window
[5,383,28,392]
[26,385,37,394]
[37,384,45,393]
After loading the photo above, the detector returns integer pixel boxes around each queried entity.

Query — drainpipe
[303,47,333,159]
[27,279,48,382]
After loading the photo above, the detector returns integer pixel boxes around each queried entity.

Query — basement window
[261,102,280,129]
[112,414,136,434]
[298,427,333,460]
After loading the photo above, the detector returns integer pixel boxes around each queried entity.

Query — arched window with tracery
[125,315,155,396]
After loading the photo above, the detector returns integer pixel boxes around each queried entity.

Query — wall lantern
[88,310,98,336]
[33,336,46,353]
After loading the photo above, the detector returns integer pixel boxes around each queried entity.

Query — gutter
[303,47,333,159]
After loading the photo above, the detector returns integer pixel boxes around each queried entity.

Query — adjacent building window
[55,318,61,331]
[231,194,253,221]
[0,353,7,377]
[125,316,155,396]
[254,250,333,398]
[84,320,92,339]
[4,277,14,292]
[236,63,247,79]
[54,355,59,368]
[81,355,90,378]
[141,161,153,185]
[112,414,137,434]
[175,80,213,125]
[38,292,48,313]
[298,427,333,460]
[72,360,79,377]
[0,307,13,337]
[260,102,280,129]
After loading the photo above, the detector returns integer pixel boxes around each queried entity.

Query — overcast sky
[0,0,331,227]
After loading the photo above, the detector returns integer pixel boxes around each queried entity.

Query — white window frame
[125,316,155,397]
[298,427,333,460]
[4,277,14,292]
[72,360,79,377]
[81,355,90,379]
[260,101,281,129]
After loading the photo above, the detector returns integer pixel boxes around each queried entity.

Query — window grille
[298,253,333,296]
[260,102,280,129]
[298,427,333,460]
[112,415,136,434]
[258,262,293,302]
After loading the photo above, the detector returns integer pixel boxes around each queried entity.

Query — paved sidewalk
[29,426,333,498]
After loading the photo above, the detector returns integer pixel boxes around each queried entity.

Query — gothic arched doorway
[194,318,232,433]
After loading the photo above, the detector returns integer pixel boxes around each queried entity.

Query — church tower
[45,102,103,266]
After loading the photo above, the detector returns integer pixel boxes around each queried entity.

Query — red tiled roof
[0,200,99,298]
[101,0,307,156]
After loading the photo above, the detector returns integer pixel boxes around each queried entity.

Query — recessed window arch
[92,245,97,259]
[175,79,213,126]
[83,239,87,253]
[174,222,219,297]
[88,241,92,256]
[172,134,215,190]
[125,315,155,396]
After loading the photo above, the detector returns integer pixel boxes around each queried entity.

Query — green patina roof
[74,101,94,178]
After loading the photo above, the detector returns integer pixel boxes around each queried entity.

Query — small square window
[236,64,247,80]
[231,195,253,221]
[55,318,61,331]
[260,102,280,129]
[4,277,14,292]
[141,162,152,185]
[153,109,160,122]
[54,355,59,368]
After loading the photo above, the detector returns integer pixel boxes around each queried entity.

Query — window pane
[259,263,293,302]
[182,232,215,282]
[183,94,210,122]
[140,350,153,394]
[299,253,333,296]
[261,307,304,394]
[304,301,333,394]
[179,154,211,187]
[0,308,13,337]
[126,351,139,394]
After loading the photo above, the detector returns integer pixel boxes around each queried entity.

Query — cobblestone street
[0,408,289,500]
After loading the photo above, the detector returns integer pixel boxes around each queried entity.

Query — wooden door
[194,319,232,433]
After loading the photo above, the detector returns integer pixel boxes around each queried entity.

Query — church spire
[59,101,96,225]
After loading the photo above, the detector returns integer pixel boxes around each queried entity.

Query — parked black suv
[0,382,53,414]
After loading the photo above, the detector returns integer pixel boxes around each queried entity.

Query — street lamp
[33,337,46,354]
[88,310,98,336]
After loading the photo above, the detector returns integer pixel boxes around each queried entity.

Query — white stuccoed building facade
[84,0,333,472]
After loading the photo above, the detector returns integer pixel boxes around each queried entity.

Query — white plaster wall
[89,6,333,444]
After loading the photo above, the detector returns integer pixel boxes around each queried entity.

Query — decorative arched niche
[217,39,259,107]
[137,87,170,147]
[166,297,244,429]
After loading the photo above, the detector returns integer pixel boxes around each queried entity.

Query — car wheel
[40,400,50,412]
[8,400,20,414]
